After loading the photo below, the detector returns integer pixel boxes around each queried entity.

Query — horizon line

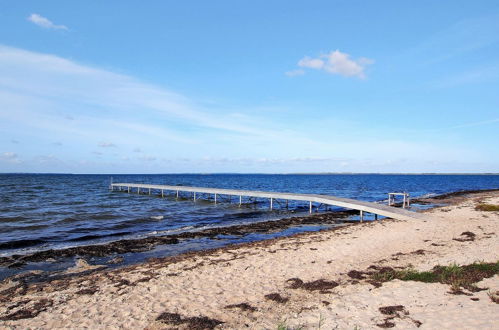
[1,172,498,176]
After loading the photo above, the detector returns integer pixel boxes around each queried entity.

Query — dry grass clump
[371,261,499,293]
[475,204,499,211]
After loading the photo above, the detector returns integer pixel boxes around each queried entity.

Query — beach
[3,2,499,328]
[1,190,498,329]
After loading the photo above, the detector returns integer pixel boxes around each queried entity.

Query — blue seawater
[0,173,498,257]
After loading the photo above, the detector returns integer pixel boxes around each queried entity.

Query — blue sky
[0,0,498,173]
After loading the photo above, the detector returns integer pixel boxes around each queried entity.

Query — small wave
[88,213,121,221]
[0,224,48,233]
[0,216,27,223]
[151,215,164,220]
[31,185,48,189]
[0,239,45,250]
[56,217,80,224]
[223,211,266,219]
[417,193,437,198]
[153,225,196,235]
[68,231,133,242]
[52,201,86,206]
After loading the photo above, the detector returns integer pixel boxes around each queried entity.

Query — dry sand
[1,191,498,329]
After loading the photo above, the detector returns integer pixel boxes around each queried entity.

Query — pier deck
[111,183,429,222]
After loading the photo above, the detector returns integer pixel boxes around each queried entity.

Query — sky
[0,0,498,174]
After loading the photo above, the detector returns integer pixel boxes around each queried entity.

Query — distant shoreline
[1,172,498,175]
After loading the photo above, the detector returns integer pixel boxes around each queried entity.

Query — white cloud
[133,148,142,153]
[2,152,18,159]
[430,64,499,89]
[1,152,21,164]
[34,154,61,163]
[322,51,372,78]
[285,69,305,77]
[27,14,68,30]
[298,56,324,69]
[139,155,156,162]
[408,13,499,66]
[99,142,116,148]
[422,118,499,131]
[295,50,373,78]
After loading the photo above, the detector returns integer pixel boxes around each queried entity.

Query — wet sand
[0,190,498,329]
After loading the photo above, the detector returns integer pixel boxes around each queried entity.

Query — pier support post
[239,195,242,206]
[127,186,130,193]
[309,201,313,213]
[176,190,179,199]
[161,189,164,198]
[360,210,364,222]
[286,200,288,209]
[270,198,273,210]
[375,214,378,221]
[194,192,196,201]
[214,193,217,204]
[149,188,151,195]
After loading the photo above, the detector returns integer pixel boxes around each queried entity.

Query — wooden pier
[110,183,429,222]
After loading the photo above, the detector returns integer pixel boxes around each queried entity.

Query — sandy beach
[1,190,498,329]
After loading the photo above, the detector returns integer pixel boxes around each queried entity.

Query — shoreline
[1,189,497,278]
[0,189,498,328]
[0,210,354,270]
[2,172,498,175]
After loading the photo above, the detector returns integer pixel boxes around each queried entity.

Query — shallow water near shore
[1,173,498,279]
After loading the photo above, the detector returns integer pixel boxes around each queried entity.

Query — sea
[1,173,498,279]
